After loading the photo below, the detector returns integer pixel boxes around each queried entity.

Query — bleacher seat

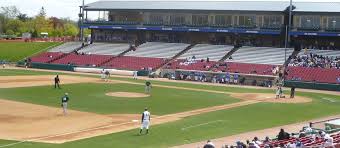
[125,42,189,58]
[51,53,112,67]
[226,46,294,65]
[178,44,234,61]
[30,52,64,63]
[79,43,130,55]
[49,42,82,53]
[104,56,165,71]
[286,67,340,84]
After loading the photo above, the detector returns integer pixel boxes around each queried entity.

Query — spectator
[203,140,215,148]
[277,129,290,140]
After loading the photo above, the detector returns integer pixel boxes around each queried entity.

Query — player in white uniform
[140,108,151,134]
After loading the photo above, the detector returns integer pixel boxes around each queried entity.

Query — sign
[81,25,280,35]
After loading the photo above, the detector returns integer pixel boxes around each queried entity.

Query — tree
[1,6,20,18]
[5,29,14,35]
[17,13,29,22]
[64,23,78,36]
[38,7,46,18]
[5,19,24,35]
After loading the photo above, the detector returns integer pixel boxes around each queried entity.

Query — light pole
[284,0,293,62]
[80,0,85,43]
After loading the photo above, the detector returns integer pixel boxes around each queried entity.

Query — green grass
[0,42,62,62]
[0,92,339,148]
[0,69,56,76]
[0,83,239,115]
[0,69,340,147]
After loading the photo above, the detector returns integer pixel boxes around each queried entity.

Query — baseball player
[145,81,152,94]
[104,70,110,82]
[133,71,138,80]
[139,108,151,134]
[61,93,69,116]
[54,75,60,89]
[101,69,106,81]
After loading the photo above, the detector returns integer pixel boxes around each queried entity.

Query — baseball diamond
[0,0,340,148]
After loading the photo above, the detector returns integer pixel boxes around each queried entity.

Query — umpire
[54,75,60,89]
[61,93,69,116]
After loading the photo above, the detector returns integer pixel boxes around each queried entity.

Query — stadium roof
[84,1,340,13]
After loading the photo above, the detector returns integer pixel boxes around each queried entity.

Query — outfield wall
[284,80,340,91]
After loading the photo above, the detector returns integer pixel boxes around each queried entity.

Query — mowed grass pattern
[0,42,62,62]
[0,83,239,115]
[0,69,56,76]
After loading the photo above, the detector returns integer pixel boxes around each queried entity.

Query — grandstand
[225,47,294,65]
[48,42,82,53]
[177,44,234,61]
[125,42,190,58]
[79,43,130,55]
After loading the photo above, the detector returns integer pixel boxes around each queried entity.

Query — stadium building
[29,1,340,91]
[81,1,340,48]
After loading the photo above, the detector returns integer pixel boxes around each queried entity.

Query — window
[192,15,208,26]
[238,16,256,26]
[263,15,282,27]
[215,15,232,26]
[300,16,320,28]
[328,17,340,29]
[170,14,185,25]
[149,14,164,24]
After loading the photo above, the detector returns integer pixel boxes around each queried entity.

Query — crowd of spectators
[201,127,338,148]
[288,53,340,69]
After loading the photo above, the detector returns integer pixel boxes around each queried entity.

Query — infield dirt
[0,74,313,143]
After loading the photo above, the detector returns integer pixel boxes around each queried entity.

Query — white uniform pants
[141,120,150,129]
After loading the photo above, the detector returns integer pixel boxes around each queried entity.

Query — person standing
[61,93,69,116]
[133,71,138,80]
[145,81,152,94]
[139,108,151,134]
[290,86,296,98]
[54,75,61,89]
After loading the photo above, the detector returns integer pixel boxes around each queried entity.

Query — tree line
[0,6,79,38]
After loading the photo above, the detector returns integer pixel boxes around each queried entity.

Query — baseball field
[0,68,339,148]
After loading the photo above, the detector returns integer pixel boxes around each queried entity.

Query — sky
[0,0,340,20]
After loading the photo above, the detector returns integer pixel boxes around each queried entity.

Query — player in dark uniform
[61,93,69,116]
[54,75,60,89]
[145,81,152,94]
[290,86,296,98]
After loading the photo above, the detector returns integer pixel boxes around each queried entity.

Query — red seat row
[286,67,340,84]
[30,52,64,63]
[51,53,112,67]
[104,56,166,71]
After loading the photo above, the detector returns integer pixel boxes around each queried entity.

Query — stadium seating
[286,66,340,84]
[49,42,82,53]
[297,49,340,57]
[177,44,234,61]
[125,42,190,58]
[79,43,130,55]
[104,56,165,70]
[30,52,65,63]
[226,46,294,65]
[51,53,112,67]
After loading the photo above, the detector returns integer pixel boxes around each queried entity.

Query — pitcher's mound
[231,93,312,103]
[106,92,149,98]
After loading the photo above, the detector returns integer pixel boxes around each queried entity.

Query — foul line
[181,120,225,131]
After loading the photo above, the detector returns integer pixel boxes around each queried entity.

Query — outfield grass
[0,42,62,62]
[0,83,239,115]
[0,92,339,148]
[0,69,340,147]
[0,69,56,76]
